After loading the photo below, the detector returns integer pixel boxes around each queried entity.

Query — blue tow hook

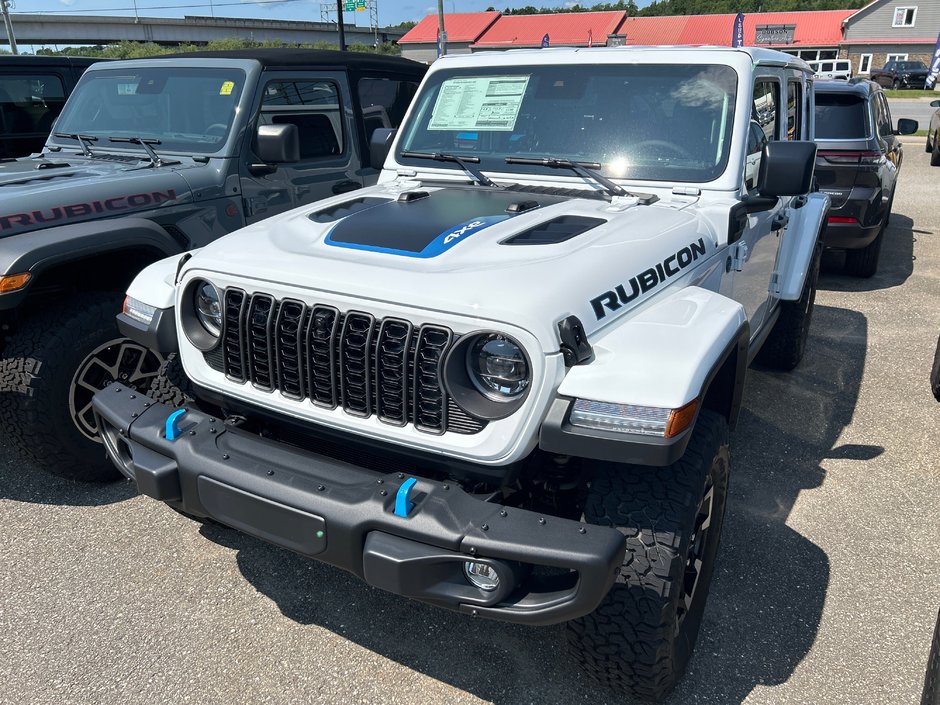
[394,477,418,517]
[165,409,187,441]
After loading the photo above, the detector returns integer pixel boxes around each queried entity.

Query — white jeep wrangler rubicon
[93,46,828,701]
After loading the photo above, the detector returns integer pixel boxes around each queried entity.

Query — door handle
[332,180,362,195]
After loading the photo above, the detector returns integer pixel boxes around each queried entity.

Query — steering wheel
[205,123,228,137]
[632,139,692,161]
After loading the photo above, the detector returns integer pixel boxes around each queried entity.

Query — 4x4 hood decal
[322,189,565,257]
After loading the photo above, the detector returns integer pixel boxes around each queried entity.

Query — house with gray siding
[841,0,940,78]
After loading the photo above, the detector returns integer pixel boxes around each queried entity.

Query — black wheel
[148,353,195,407]
[931,136,940,167]
[845,193,893,278]
[892,79,901,90]
[0,293,164,481]
[931,335,940,403]
[567,410,730,702]
[756,242,821,370]
[922,608,940,705]
[926,134,933,153]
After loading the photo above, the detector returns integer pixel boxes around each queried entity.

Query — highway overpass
[4,14,406,48]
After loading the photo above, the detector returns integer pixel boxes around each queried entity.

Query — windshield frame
[395,62,740,188]
[48,64,253,158]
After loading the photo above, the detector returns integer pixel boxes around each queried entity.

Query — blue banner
[541,33,550,48]
[732,13,745,48]
[927,29,940,89]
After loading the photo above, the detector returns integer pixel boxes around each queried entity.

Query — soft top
[155,48,424,74]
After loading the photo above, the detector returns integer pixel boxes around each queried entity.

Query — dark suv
[869,60,929,90]
[0,55,101,159]
[814,80,917,277]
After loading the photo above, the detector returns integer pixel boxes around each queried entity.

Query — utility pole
[336,0,346,51]
[437,0,446,56]
[1,0,18,55]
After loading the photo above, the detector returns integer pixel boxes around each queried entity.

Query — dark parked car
[870,60,929,89]
[927,99,940,167]
[0,55,101,159]
[814,80,917,277]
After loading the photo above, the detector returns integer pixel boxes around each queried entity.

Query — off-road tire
[148,353,195,407]
[756,243,821,371]
[567,410,730,702]
[0,293,163,481]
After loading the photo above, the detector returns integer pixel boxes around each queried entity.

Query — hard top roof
[816,79,879,96]
[0,55,105,67]
[154,48,425,74]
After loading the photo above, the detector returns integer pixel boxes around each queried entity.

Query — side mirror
[256,123,300,164]
[369,127,397,169]
[757,140,817,198]
[930,100,940,108]
[896,118,919,135]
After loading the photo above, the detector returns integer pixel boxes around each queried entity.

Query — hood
[0,155,197,237]
[187,184,721,348]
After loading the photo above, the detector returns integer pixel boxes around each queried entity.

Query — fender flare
[539,286,750,466]
[0,217,184,310]
[775,192,830,301]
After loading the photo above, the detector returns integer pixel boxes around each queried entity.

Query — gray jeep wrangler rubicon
[0,49,425,480]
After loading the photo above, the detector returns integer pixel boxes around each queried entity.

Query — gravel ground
[1,142,939,705]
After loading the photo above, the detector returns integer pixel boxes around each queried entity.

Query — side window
[0,74,66,136]
[787,81,803,140]
[748,81,778,188]
[357,77,419,143]
[259,80,344,160]
[878,93,894,136]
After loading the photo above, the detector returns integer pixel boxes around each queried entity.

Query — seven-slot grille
[207,288,485,435]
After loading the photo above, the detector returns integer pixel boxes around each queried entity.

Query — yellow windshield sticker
[220,81,235,96]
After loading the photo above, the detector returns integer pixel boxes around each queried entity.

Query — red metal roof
[617,10,853,47]
[399,11,500,44]
[473,11,625,48]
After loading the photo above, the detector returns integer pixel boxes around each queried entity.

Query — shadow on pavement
[819,212,916,291]
[0,441,136,506]
[198,303,869,705]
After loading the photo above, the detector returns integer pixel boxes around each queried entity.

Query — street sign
[342,0,366,11]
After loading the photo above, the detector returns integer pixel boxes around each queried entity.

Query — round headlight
[466,333,529,400]
[194,281,222,337]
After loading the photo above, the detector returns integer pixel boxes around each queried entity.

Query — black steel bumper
[92,384,625,626]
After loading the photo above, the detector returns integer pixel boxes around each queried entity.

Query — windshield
[815,93,871,139]
[397,63,738,184]
[52,67,246,154]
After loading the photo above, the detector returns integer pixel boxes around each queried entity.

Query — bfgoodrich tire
[148,353,195,407]
[0,293,164,481]
[756,243,821,371]
[567,410,730,702]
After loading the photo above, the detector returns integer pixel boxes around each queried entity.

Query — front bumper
[92,384,625,626]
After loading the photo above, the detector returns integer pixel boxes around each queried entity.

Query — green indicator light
[316,530,325,538]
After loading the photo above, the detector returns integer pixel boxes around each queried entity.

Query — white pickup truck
[93,46,829,701]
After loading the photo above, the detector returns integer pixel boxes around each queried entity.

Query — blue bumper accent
[394,477,418,517]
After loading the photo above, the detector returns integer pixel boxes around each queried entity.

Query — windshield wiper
[109,136,174,167]
[505,156,631,198]
[400,151,499,187]
[53,132,98,157]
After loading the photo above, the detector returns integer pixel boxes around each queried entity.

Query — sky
[9,0,599,33]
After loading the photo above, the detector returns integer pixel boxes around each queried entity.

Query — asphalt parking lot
[2,140,939,705]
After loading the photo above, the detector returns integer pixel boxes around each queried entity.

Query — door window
[748,80,778,183]
[787,81,803,140]
[259,80,344,159]
[0,74,66,136]
[357,77,419,141]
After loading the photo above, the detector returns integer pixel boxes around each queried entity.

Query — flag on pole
[926,29,940,89]
[588,29,593,48]
[541,33,550,48]
[732,13,745,48]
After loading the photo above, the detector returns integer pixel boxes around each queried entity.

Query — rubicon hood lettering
[591,238,708,320]
[0,189,178,232]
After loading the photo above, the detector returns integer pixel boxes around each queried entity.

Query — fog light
[464,561,499,591]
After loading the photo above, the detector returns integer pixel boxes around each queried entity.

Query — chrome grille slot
[223,289,248,382]
[375,318,413,425]
[202,289,486,435]
[339,312,375,417]
[413,326,452,434]
[306,306,339,408]
[246,294,275,391]
[274,299,306,400]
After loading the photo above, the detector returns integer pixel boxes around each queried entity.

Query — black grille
[208,291,485,435]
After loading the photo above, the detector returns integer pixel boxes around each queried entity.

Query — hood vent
[0,171,80,188]
[504,183,608,202]
[502,215,606,246]
[309,197,387,224]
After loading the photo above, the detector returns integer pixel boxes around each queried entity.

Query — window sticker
[219,81,235,96]
[428,76,530,131]
[117,82,139,96]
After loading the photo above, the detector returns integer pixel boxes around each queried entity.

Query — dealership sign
[754,24,795,45]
